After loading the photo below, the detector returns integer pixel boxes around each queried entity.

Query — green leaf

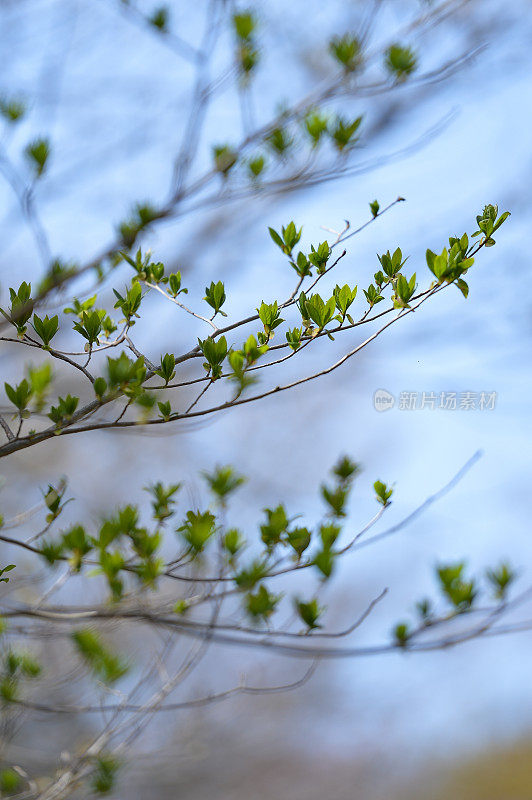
[333,456,360,482]
[234,559,269,590]
[1,281,33,333]
[40,539,64,566]
[149,6,169,31]
[394,273,416,307]
[455,278,469,298]
[5,379,32,412]
[437,562,477,610]
[25,137,50,177]
[363,284,384,307]
[308,240,330,274]
[245,584,280,621]
[0,96,26,123]
[287,526,311,558]
[257,300,283,337]
[248,154,265,177]
[177,510,216,552]
[329,33,361,72]
[486,562,516,600]
[198,336,228,379]
[285,327,302,351]
[156,353,176,385]
[296,597,324,629]
[493,210,510,232]
[223,528,245,556]
[168,272,186,296]
[266,127,292,156]
[145,481,181,523]
[319,522,341,549]
[385,44,417,79]
[106,353,146,388]
[61,525,92,571]
[203,465,245,501]
[48,394,79,425]
[73,310,102,345]
[204,281,227,315]
[72,628,129,683]
[333,284,357,315]
[268,227,285,249]
[304,109,329,146]
[374,480,393,506]
[94,377,107,399]
[330,115,362,151]
[113,281,142,322]
[393,622,410,646]
[233,11,256,40]
[321,483,348,517]
[314,548,334,579]
[213,145,237,175]
[260,504,289,549]
[369,200,380,218]
[92,755,120,795]
[304,294,336,329]
[32,313,58,347]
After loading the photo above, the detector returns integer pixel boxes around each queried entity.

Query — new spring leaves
[1,203,509,441]
[2,454,389,624]
[0,14,425,326]
[0,203,512,625]
[0,8,519,797]
[0,194,517,797]
[0,202,512,627]
[210,25,417,180]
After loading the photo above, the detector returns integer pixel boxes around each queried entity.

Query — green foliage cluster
[0,203,508,454]
[72,629,129,683]
[393,561,517,646]
[0,4,518,796]
[0,631,42,704]
[233,9,259,76]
